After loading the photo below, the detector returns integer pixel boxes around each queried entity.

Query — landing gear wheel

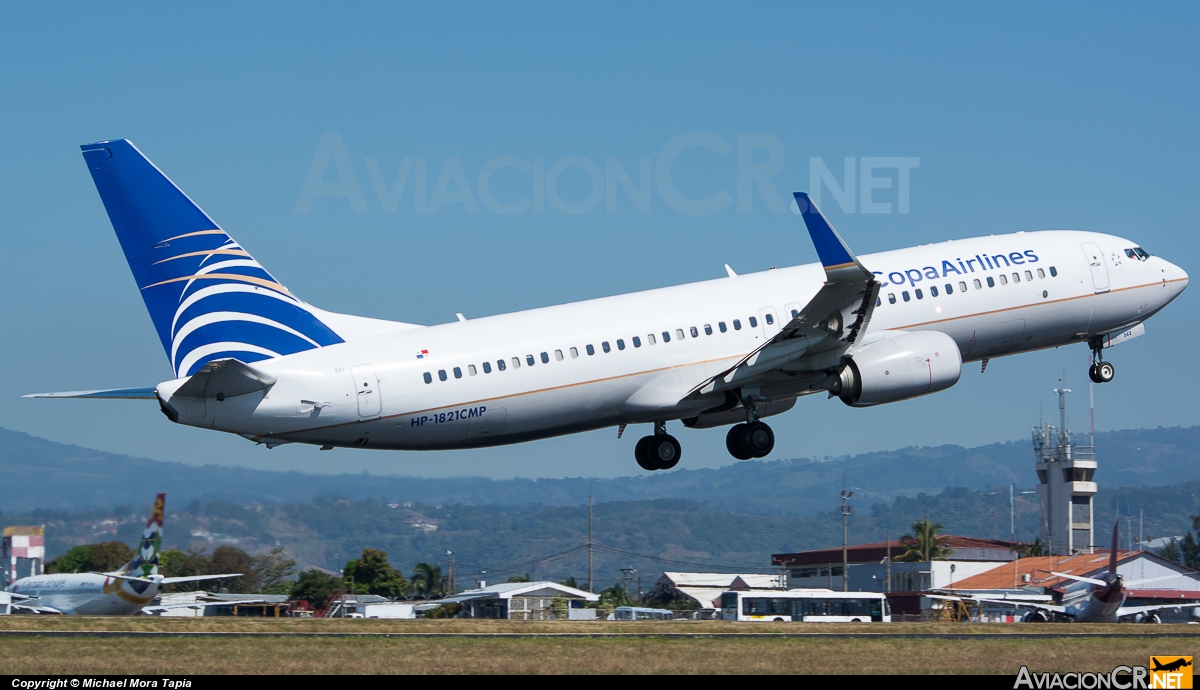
[1096,361,1115,383]
[743,421,775,458]
[1088,363,1100,383]
[647,434,681,470]
[634,436,655,471]
[726,424,753,460]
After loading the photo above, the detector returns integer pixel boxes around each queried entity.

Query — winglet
[793,192,870,277]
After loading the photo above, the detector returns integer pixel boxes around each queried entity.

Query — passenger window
[690,326,699,338]
[512,357,521,368]
[541,352,549,364]
[676,328,685,340]
[1050,266,1058,277]
[602,342,611,353]
[876,298,882,307]
[617,339,625,350]
[1037,268,1046,279]
[438,370,447,381]
[468,364,477,376]
[1025,270,1033,281]
[916,289,924,299]
[570,347,578,358]
[526,355,535,366]
[423,372,432,384]
[554,350,563,361]
[497,359,506,371]
[791,309,799,318]
[973,279,982,289]
[704,324,713,335]
[453,367,462,379]
[958,281,967,292]
[902,291,910,302]
[749,316,758,328]
[633,336,642,348]
[733,319,741,330]
[987,277,995,287]
[1011,272,1019,283]
[945,283,953,294]
[648,334,657,344]
[719,322,727,333]
[998,275,1007,286]
[888,293,896,304]
[765,313,774,325]
[586,344,595,356]
[930,286,939,297]
[662,331,671,343]
[483,361,492,374]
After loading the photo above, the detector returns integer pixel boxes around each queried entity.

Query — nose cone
[1164,259,1189,296]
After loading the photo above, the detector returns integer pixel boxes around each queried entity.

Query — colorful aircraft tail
[117,493,166,577]
[80,140,345,377]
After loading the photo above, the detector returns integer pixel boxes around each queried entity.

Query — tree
[895,518,951,562]
[599,584,631,608]
[410,562,444,596]
[1156,512,1200,569]
[561,576,580,590]
[549,596,569,619]
[45,545,92,574]
[506,573,530,583]
[343,548,407,597]
[290,569,343,608]
[45,541,133,574]
[1017,538,1048,557]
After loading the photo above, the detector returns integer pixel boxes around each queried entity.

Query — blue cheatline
[80,140,343,377]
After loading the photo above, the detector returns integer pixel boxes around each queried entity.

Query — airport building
[2,526,44,586]
[435,581,600,620]
[644,572,785,610]
[1033,387,1097,555]
[773,536,1019,593]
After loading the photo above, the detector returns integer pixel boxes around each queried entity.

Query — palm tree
[410,562,444,596]
[895,518,951,562]
[1018,538,1048,557]
[561,576,580,589]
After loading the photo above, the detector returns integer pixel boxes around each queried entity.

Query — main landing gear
[1088,337,1115,384]
[726,394,776,460]
[635,421,681,472]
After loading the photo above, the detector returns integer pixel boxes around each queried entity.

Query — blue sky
[1,3,1197,479]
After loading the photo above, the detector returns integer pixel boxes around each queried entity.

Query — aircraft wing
[973,597,1072,616]
[689,192,878,396]
[10,602,63,614]
[159,573,242,584]
[141,598,270,615]
[1116,603,1189,618]
[22,386,157,400]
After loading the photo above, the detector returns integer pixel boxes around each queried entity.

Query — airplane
[4,494,240,615]
[25,140,1188,471]
[933,524,1190,623]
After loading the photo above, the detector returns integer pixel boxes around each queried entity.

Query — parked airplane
[26,140,1188,471]
[4,494,239,615]
[936,524,1188,623]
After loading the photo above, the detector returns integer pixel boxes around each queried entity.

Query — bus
[608,606,676,621]
[721,589,891,623]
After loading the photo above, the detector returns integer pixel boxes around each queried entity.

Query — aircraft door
[350,365,382,419]
[759,307,781,339]
[1081,242,1110,293]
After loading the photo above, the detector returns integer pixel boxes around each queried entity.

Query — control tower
[1031,387,1097,555]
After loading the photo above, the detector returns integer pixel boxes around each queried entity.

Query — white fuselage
[157,230,1187,451]
[6,573,160,615]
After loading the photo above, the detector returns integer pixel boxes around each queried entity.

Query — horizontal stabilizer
[160,573,242,584]
[173,358,276,399]
[22,386,157,400]
[1049,571,1107,587]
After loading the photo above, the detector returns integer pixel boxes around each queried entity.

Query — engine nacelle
[830,331,962,407]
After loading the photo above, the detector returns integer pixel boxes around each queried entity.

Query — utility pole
[841,481,853,592]
[588,482,594,594]
[885,529,891,594]
[1139,508,1144,550]
[446,550,456,596]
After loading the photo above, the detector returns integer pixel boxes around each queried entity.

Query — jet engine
[826,331,962,407]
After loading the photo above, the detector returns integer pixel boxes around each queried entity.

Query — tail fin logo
[81,140,344,377]
[120,493,165,578]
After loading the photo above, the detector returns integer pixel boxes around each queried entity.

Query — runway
[1,629,1197,639]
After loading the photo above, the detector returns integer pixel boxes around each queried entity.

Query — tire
[634,436,656,471]
[1097,361,1115,383]
[1088,363,1101,383]
[726,424,753,460]
[744,421,775,458]
[649,435,681,470]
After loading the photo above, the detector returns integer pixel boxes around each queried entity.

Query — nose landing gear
[635,421,681,471]
[1088,338,1115,383]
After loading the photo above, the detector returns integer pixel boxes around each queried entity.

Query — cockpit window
[1126,247,1150,261]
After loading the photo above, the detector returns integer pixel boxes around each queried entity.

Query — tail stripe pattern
[81,140,344,377]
